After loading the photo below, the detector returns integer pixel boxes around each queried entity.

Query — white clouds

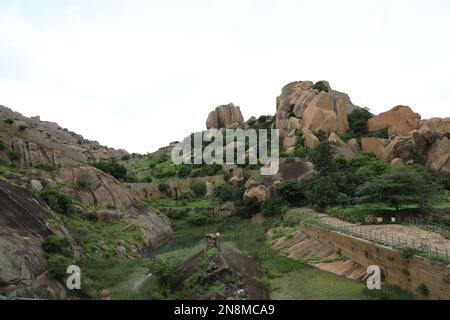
[0,0,450,153]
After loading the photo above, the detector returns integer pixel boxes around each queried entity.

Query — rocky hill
[0,106,172,299]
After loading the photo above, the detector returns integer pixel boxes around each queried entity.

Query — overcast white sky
[1,0,450,153]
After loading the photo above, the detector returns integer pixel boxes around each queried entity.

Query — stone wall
[301,224,450,300]
[125,175,225,200]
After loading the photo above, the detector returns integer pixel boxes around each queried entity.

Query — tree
[308,141,336,175]
[357,165,444,211]
[276,180,307,206]
[347,108,373,137]
[306,175,345,210]
[93,159,127,180]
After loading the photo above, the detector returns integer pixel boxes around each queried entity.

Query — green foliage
[4,118,14,125]
[93,159,127,180]
[143,176,153,183]
[177,165,192,178]
[406,144,427,165]
[186,211,214,225]
[153,162,177,179]
[234,197,261,218]
[191,180,207,198]
[19,125,28,131]
[347,108,373,138]
[362,285,414,300]
[214,182,246,202]
[276,180,307,206]
[357,165,445,211]
[308,141,336,174]
[150,258,181,287]
[417,283,430,296]
[306,175,342,210]
[34,163,57,172]
[0,140,5,151]
[261,199,288,217]
[121,154,131,161]
[158,182,170,194]
[42,235,73,258]
[39,188,73,214]
[46,254,72,280]
[7,149,22,162]
[366,129,389,139]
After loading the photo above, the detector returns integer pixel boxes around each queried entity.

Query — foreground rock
[368,105,421,134]
[0,181,67,299]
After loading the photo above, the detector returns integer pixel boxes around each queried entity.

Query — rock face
[361,137,390,158]
[427,137,450,176]
[275,81,358,139]
[328,132,355,160]
[302,128,320,149]
[0,181,67,299]
[368,105,421,133]
[0,106,128,166]
[206,103,245,129]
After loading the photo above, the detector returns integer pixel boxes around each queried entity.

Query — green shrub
[42,235,73,258]
[0,140,6,151]
[19,125,28,131]
[7,149,22,162]
[234,198,261,218]
[39,188,73,214]
[417,283,430,296]
[93,160,127,180]
[34,163,57,172]
[191,180,207,198]
[143,176,153,183]
[177,165,192,178]
[158,182,170,194]
[347,108,373,138]
[121,154,131,161]
[214,182,245,202]
[4,118,14,125]
[362,285,414,300]
[186,211,213,225]
[46,254,72,280]
[276,181,307,206]
[261,199,288,217]
[150,258,181,287]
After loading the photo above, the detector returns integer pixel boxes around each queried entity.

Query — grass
[362,285,415,300]
[146,198,222,208]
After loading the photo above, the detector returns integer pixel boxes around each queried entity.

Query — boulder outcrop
[328,133,355,160]
[368,105,421,133]
[206,103,245,129]
[361,137,389,158]
[275,81,358,139]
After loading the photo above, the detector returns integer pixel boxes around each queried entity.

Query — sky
[1,0,450,153]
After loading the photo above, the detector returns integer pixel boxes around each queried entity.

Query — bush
[34,163,57,172]
[417,283,430,296]
[39,188,73,214]
[158,183,170,194]
[214,182,246,202]
[121,154,131,161]
[42,235,73,258]
[4,118,14,125]
[143,176,153,183]
[0,140,6,151]
[186,211,213,225]
[191,180,207,198]
[235,198,261,218]
[7,149,22,162]
[46,254,72,280]
[261,199,288,217]
[177,165,192,178]
[93,160,127,180]
[19,125,28,131]
[150,258,181,287]
[276,181,307,206]
[347,108,373,138]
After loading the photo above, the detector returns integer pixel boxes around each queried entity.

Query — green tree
[276,180,307,206]
[191,180,207,198]
[93,159,127,180]
[347,108,373,137]
[308,141,336,175]
[357,165,444,211]
[306,175,343,210]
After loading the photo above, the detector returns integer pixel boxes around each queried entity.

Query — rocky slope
[0,105,173,298]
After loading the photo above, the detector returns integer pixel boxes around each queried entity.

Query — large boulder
[347,138,361,154]
[283,130,299,149]
[418,120,438,144]
[302,92,349,134]
[302,128,320,150]
[382,135,413,162]
[368,105,421,132]
[361,137,389,158]
[328,133,355,160]
[206,103,245,129]
[427,137,450,176]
